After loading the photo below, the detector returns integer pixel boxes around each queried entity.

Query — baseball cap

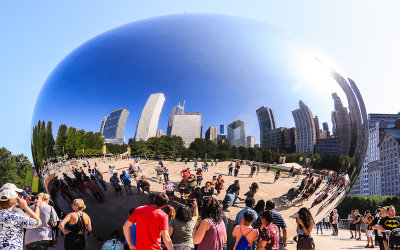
[0,183,23,193]
[0,189,18,201]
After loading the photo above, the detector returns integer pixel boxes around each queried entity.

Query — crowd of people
[4,158,400,250]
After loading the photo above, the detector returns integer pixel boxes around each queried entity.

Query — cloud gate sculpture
[31,13,368,249]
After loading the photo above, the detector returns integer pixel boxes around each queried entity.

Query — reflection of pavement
[49,158,344,249]
[312,228,376,250]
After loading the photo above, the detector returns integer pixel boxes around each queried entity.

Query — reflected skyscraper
[246,136,255,148]
[102,108,130,145]
[220,124,225,134]
[167,104,184,136]
[292,101,316,154]
[99,116,108,135]
[205,126,218,144]
[228,120,246,147]
[135,93,165,141]
[314,116,321,140]
[322,122,330,137]
[256,106,277,148]
[332,93,351,155]
[170,112,202,147]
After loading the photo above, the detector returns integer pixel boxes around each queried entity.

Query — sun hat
[0,189,19,201]
[0,183,23,192]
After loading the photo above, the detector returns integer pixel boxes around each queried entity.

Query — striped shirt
[253,209,286,244]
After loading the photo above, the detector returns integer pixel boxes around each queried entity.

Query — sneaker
[350,236,354,239]
[365,245,370,248]
[357,238,361,241]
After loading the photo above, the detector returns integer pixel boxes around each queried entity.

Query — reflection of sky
[33,14,347,143]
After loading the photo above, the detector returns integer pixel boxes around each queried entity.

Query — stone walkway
[47,158,348,249]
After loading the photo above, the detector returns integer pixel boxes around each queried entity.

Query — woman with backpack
[232,211,258,250]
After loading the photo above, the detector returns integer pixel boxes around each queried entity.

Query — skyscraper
[227,120,246,147]
[246,136,255,148]
[205,126,218,144]
[135,93,165,141]
[314,116,321,140]
[99,116,108,135]
[256,106,277,148]
[167,104,184,136]
[102,107,130,145]
[156,130,164,137]
[170,112,202,147]
[291,101,316,154]
[332,93,351,155]
[220,124,225,134]
[322,122,330,137]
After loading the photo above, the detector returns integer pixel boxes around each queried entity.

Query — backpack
[101,239,124,250]
[235,227,253,250]
[389,228,400,248]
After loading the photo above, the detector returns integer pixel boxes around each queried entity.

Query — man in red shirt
[123,193,173,250]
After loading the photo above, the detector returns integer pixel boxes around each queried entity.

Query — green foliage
[230,146,239,159]
[238,146,249,160]
[337,195,400,219]
[0,147,32,188]
[31,120,55,175]
[105,143,128,155]
[55,124,67,156]
[189,138,218,159]
[262,150,278,163]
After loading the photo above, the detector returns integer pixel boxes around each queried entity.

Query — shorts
[355,223,361,231]
[366,230,373,237]
[350,223,356,230]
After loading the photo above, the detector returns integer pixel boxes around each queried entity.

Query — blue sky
[1,1,400,158]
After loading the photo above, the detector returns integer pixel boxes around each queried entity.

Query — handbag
[297,236,315,250]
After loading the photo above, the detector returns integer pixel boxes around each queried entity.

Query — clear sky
[1,1,400,158]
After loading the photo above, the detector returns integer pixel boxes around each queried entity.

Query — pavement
[45,158,349,249]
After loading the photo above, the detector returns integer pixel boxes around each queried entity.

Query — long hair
[201,197,222,223]
[298,207,314,229]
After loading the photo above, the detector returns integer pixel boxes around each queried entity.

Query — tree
[0,147,32,188]
[65,126,77,155]
[230,146,239,159]
[55,124,68,156]
[45,121,55,159]
[238,146,249,160]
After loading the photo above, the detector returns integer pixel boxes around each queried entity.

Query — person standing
[110,173,123,197]
[256,210,280,250]
[196,169,203,186]
[0,187,43,249]
[234,197,258,226]
[163,166,170,182]
[348,210,355,239]
[25,193,59,250]
[234,162,240,177]
[59,199,92,250]
[296,208,315,250]
[194,161,198,171]
[353,209,362,240]
[362,210,374,248]
[232,211,258,249]
[156,165,164,184]
[273,170,281,183]
[193,197,227,250]
[253,200,287,250]
[331,209,339,236]
[377,205,400,250]
[123,193,173,250]
[316,220,323,234]
[228,162,234,176]
[169,202,199,250]
[249,164,256,178]
[164,180,175,200]
[215,175,225,195]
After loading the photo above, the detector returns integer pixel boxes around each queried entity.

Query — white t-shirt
[134,163,139,172]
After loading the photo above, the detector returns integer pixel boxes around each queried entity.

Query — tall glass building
[292,101,316,154]
[167,104,184,136]
[102,107,130,145]
[135,93,165,141]
[227,120,246,147]
[256,106,277,148]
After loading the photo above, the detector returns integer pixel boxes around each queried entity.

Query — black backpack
[389,228,400,249]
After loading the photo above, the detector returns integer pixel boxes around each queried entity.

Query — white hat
[0,183,23,193]
[0,189,18,201]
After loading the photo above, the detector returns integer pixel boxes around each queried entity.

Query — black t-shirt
[365,216,374,230]
[379,216,400,231]
[353,214,361,224]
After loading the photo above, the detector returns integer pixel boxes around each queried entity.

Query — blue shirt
[234,207,258,225]
[124,222,136,246]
